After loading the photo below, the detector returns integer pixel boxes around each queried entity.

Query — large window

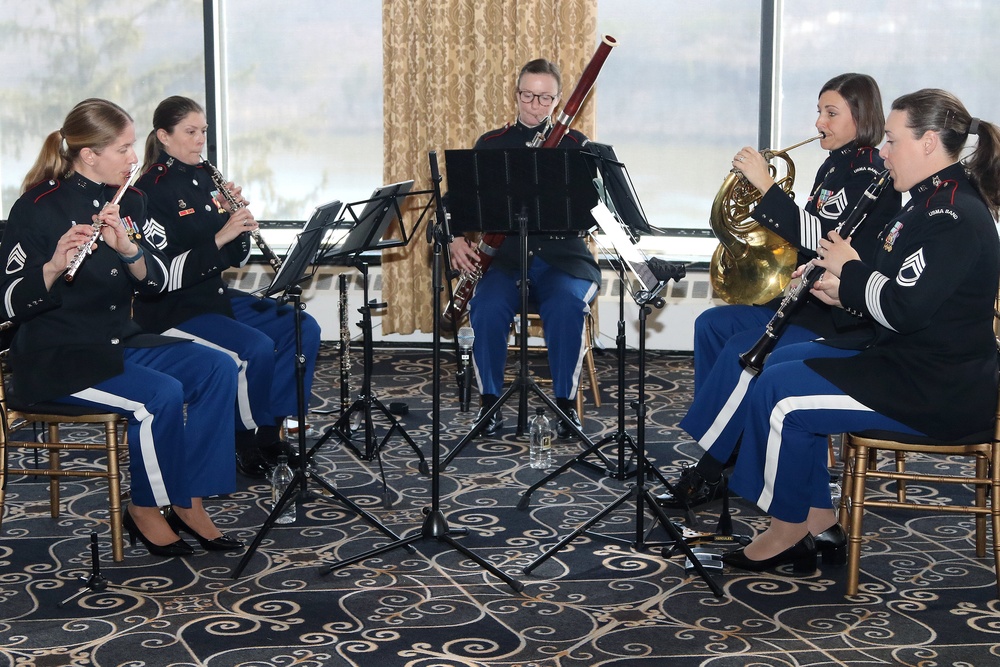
[0,0,204,218]
[3,0,998,265]
[597,0,1000,262]
[217,1,383,222]
[777,1,1000,192]
[597,0,762,252]
[0,0,382,227]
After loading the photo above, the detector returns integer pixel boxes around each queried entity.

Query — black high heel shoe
[166,510,245,552]
[122,508,194,557]
[722,534,817,574]
[813,523,847,566]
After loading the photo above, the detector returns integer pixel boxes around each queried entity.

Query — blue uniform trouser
[729,342,921,524]
[163,295,321,431]
[231,295,321,421]
[679,305,821,464]
[469,257,598,400]
[57,343,238,508]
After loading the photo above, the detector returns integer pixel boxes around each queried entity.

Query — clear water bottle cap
[535,407,544,415]
[277,454,289,464]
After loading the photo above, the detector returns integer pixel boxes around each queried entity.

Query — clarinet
[339,273,351,412]
[739,169,891,375]
[202,159,283,271]
[65,164,140,282]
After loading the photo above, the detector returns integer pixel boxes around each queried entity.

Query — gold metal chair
[0,350,128,561]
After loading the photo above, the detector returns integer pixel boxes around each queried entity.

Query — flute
[64,164,140,282]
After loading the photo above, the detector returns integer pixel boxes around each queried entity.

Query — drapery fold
[381,0,598,335]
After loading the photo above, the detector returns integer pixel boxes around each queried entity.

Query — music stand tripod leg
[58,531,136,607]
[231,286,409,579]
[318,153,523,593]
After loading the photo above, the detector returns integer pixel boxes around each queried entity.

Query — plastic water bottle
[530,408,553,469]
[271,455,296,524]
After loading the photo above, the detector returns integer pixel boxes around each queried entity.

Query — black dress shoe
[556,408,582,439]
[722,534,817,574]
[475,406,504,437]
[122,508,194,558]
[655,466,727,509]
[236,448,271,479]
[259,440,301,467]
[166,510,245,552]
[813,523,847,566]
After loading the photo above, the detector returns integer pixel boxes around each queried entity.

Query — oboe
[739,169,891,375]
[64,164,139,282]
[202,158,283,271]
[339,273,351,412]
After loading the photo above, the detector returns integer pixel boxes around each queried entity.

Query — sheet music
[591,200,660,291]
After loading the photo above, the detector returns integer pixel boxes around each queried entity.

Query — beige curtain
[381,0,599,335]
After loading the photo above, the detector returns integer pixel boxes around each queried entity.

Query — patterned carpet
[2,343,1000,666]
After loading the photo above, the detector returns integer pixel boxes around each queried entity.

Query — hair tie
[968,117,980,136]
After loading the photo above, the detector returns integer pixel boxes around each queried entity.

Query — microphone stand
[457,327,474,412]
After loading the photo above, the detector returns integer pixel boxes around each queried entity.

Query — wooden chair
[838,293,1000,597]
[0,351,129,561]
[507,307,601,417]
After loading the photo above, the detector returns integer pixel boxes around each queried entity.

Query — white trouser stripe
[163,327,256,430]
[699,368,755,451]
[70,387,168,506]
[758,393,875,511]
[568,282,600,397]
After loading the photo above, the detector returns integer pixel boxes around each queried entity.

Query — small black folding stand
[58,532,136,607]
[318,152,523,593]
[232,201,411,578]
[517,142,675,502]
[308,182,429,492]
[520,198,723,597]
[440,147,600,468]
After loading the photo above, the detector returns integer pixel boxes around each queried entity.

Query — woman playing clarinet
[134,96,322,479]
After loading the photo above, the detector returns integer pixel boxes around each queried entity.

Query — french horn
[708,134,822,305]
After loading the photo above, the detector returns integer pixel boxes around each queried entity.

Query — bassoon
[739,168,892,374]
[440,35,618,332]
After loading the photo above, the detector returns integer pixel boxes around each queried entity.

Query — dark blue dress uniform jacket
[808,162,1000,440]
[0,174,173,404]
[132,153,252,333]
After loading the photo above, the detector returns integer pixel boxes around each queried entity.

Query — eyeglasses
[517,90,558,106]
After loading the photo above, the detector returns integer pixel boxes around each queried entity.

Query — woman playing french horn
[657,73,901,516]
[0,98,242,557]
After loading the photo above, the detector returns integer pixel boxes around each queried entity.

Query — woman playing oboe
[134,96,322,478]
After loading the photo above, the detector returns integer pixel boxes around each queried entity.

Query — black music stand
[308,181,429,490]
[521,200,722,597]
[232,200,412,578]
[441,148,599,468]
[519,143,673,492]
[318,152,523,593]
